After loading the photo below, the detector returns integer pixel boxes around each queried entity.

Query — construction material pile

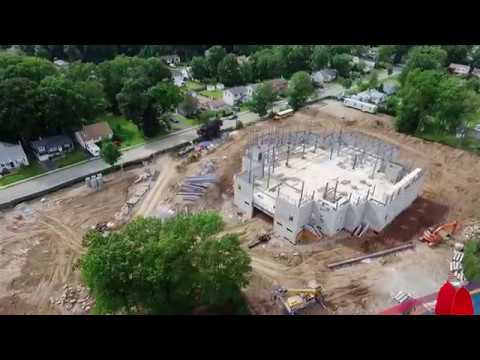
[85,173,104,191]
[449,243,466,284]
[50,284,95,313]
[177,160,218,204]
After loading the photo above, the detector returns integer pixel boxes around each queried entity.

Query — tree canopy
[287,71,314,110]
[217,54,241,86]
[248,82,277,116]
[331,53,353,78]
[101,140,122,166]
[81,212,251,314]
[400,46,447,84]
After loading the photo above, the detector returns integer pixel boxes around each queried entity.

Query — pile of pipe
[449,243,466,284]
[85,173,104,191]
[177,175,217,203]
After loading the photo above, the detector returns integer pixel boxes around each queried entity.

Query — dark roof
[31,135,73,150]
[78,122,113,143]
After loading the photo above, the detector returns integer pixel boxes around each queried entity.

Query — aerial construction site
[1,100,480,315]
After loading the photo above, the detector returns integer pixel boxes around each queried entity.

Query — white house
[31,135,74,162]
[246,83,260,100]
[353,89,387,105]
[160,55,181,66]
[207,99,228,112]
[0,141,29,175]
[311,69,337,85]
[172,69,187,87]
[223,86,248,106]
[53,59,70,68]
[207,84,216,91]
[448,63,471,77]
[216,83,225,90]
[75,122,113,156]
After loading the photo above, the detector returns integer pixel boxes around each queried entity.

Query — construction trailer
[343,97,378,114]
[233,129,425,244]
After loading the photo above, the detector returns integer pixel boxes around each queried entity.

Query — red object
[450,287,474,315]
[435,282,456,315]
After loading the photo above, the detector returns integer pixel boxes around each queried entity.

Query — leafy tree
[331,53,353,78]
[464,235,480,282]
[400,46,447,84]
[74,80,108,121]
[287,71,314,110]
[329,45,354,56]
[148,82,183,114]
[239,62,254,84]
[442,45,473,65]
[232,45,264,55]
[470,46,480,68]
[0,78,40,141]
[378,45,413,64]
[311,45,330,70]
[0,55,58,82]
[100,140,122,166]
[81,213,251,314]
[116,78,149,123]
[206,46,227,77]
[178,94,199,117]
[217,54,241,86]
[275,45,312,78]
[250,48,282,81]
[248,82,277,116]
[190,56,209,80]
[64,62,99,82]
[63,45,83,62]
[367,69,379,89]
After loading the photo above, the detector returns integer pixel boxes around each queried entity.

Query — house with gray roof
[383,82,399,96]
[0,141,29,175]
[353,89,387,105]
[223,86,249,106]
[311,69,337,86]
[31,135,74,162]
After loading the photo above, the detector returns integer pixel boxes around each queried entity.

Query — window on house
[289,216,294,222]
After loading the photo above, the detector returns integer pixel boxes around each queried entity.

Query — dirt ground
[1,100,480,315]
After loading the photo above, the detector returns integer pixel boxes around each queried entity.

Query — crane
[420,221,460,247]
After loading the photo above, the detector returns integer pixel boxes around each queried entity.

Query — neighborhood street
[0,110,260,208]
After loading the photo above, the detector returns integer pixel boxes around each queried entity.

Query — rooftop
[0,141,27,162]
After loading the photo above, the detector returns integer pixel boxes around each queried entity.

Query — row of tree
[0,53,186,142]
[190,45,369,87]
[0,45,266,64]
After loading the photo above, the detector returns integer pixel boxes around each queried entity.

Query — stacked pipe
[449,244,466,283]
[177,175,217,203]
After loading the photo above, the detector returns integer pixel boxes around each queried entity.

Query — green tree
[311,45,330,70]
[0,55,58,82]
[250,48,282,81]
[117,77,149,123]
[0,78,40,141]
[287,71,314,110]
[178,93,199,117]
[190,56,209,80]
[217,54,242,86]
[239,62,254,84]
[248,82,277,116]
[442,45,473,65]
[400,46,447,84]
[471,46,480,68]
[206,46,227,77]
[81,213,251,314]
[464,235,480,282]
[368,69,379,89]
[331,53,353,78]
[328,45,354,56]
[100,140,122,166]
[64,62,99,82]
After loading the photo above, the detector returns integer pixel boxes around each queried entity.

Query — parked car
[228,114,238,120]
[169,116,180,124]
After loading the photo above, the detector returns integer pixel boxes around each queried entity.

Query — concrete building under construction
[233,129,426,243]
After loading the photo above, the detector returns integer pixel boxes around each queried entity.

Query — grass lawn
[239,104,249,112]
[184,80,204,92]
[0,161,46,187]
[103,114,145,149]
[199,89,223,100]
[174,114,200,127]
[54,149,88,168]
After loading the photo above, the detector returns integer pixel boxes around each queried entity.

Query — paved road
[0,111,260,208]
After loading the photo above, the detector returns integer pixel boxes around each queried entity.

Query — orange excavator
[420,221,460,247]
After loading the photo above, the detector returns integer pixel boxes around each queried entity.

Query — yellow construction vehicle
[272,282,325,315]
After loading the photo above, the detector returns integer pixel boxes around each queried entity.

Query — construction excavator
[272,282,326,315]
[420,221,460,247]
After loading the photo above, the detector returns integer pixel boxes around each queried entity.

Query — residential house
[53,59,70,68]
[31,135,74,162]
[383,82,399,96]
[207,99,228,112]
[311,69,337,86]
[172,69,187,87]
[472,68,480,78]
[216,83,225,90]
[207,84,216,91]
[266,78,289,94]
[236,55,249,65]
[160,55,181,67]
[0,141,29,175]
[75,121,113,156]
[177,94,199,117]
[448,63,471,77]
[223,86,248,106]
[246,83,260,100]
[360,59,376,73]
[353,89,387,105]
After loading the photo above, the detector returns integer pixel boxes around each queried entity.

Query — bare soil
[1,100,479,314]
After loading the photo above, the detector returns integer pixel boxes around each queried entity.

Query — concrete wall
[385,162,404,183]
[233,174,254,218]
[273,197,313,243]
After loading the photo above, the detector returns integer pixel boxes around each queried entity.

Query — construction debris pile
[114,168,153,224]
[50,284,95,313]
[449,243,466,284]
[177,160,218,204]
